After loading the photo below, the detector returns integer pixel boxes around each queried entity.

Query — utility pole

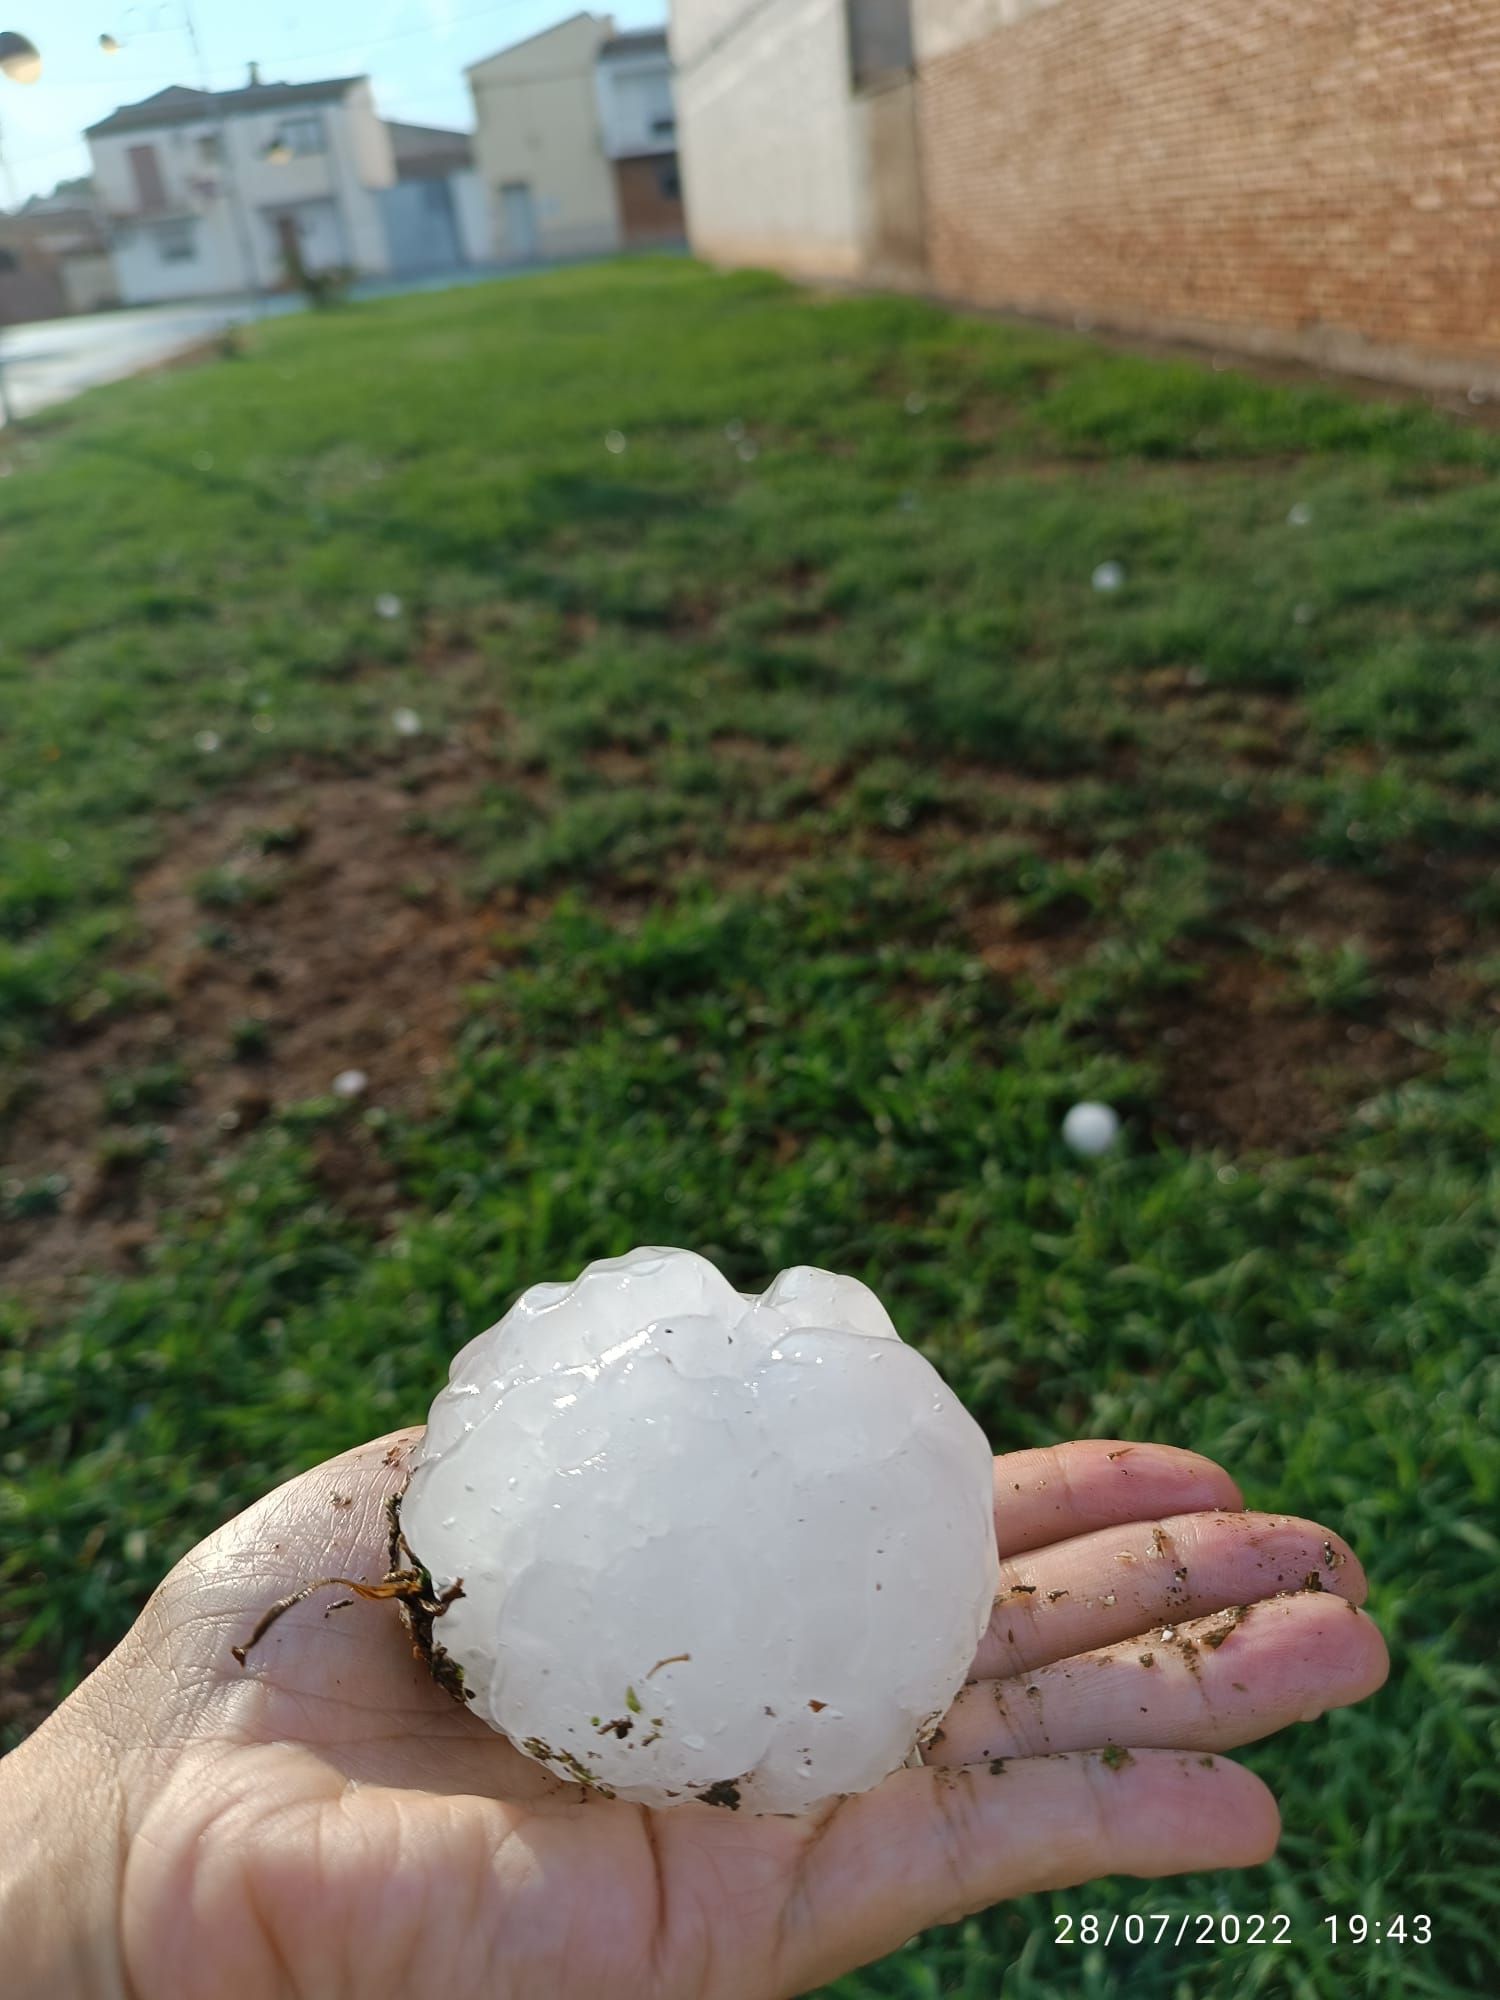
[104,8,264,313]
[178,0,262,313]
[0,28,42,428]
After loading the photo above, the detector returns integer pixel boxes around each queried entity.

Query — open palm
[53,1430,1384,1999]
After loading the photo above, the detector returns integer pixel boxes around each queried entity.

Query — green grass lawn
[2,259,1497,1995]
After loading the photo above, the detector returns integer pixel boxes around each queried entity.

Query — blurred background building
[83,66,485,306]
[466,12,683,264]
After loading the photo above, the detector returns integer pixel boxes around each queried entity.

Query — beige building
[467,14,685,262]
[466,14,621,263]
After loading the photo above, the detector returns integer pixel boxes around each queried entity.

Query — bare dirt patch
[1130,825,1491,1152]
[1130,955,1429,1153]
[1,746,521,1295]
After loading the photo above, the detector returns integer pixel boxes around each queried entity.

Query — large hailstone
[399,1247,999,1814]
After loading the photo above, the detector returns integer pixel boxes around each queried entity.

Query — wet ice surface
[403,1247,999,1813]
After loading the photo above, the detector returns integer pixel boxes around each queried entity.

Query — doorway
[500,182,539,263]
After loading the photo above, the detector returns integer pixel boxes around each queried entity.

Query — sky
[0,0,668,207]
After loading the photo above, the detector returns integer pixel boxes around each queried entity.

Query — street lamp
[0,28,40,83]
[0,27,42,427]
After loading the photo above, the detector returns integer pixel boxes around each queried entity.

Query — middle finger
[935,1590,1387,1764]
[973,1510,1365,1679]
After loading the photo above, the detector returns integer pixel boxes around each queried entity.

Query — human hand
[0,1431,1386,2000]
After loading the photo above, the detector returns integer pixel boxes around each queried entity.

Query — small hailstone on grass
[736,438,759,463]
[1062,1101,1121,1157]
[903,391,927,415]
[1286,502,1313,527]
[1293,602,1316,626]
[1091,561,1125,592]
[374,593,403,620]
[724,418,746,442]
[397,1247,998,1813]
[604,430,627,455]
[331,1068,368,1099]
[391,706,422,737]
[193,729,221,754]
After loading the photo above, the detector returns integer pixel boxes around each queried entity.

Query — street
[0,264,563,426]
[0,296,300,425]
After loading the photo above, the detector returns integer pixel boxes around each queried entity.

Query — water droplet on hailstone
[399,1247,999,1813]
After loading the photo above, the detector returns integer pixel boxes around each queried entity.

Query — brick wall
[916,0,1500,385]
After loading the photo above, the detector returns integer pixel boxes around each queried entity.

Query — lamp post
[102,5,263,312]
[0,27,42,428]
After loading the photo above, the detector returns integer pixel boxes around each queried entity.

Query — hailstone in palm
[397,1247,999,1814]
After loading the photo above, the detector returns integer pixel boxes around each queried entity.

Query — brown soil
[2,710,1492,1294]
[0,743,521,1297]
[1130,823,1490,1152]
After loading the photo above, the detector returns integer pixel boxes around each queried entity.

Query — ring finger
[933,1590,1388,1764]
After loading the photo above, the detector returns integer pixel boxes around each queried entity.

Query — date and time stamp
[1054,1911,1434,1949]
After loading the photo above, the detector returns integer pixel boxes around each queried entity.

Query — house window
[154,219,197,263]
[845,0,914,92]
[657,161,681,201]
[650,114,676,138]
[0,247,18,273]
[197,133,220,165]
[277,114,326,157]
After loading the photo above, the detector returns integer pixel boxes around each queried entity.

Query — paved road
[0,262,588,426]
[0,296,306,425]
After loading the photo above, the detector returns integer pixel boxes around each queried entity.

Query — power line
[0,1,666,184]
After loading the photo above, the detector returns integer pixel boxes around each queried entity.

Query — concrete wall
[671,0,866,278]
[60,253,119,315]
[468,14,622,261]
[851,76,924,285]
[0,240,68,325]
[916,0,1500,388]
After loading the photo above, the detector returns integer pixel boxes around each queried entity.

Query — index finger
[994,1441,1244,1557]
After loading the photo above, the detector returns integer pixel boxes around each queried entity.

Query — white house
[85,68,398,304]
